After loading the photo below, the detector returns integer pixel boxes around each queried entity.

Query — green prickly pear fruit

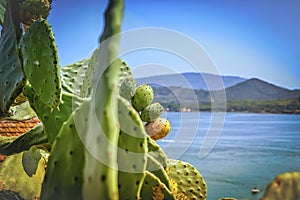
[19,0,52,26]
[167,159,207,200]
[141,102,164,122]
[260,172,300,200]
[145,117,171,140]
[131,84,153,112]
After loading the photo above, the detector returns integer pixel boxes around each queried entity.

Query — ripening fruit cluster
[130,84,171,140]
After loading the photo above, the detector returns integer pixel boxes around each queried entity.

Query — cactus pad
[41,102,87,200]
[19,19,61,109]
[0,123,47,156]
[23,85,82,144]
[140,171,175,200]
[132,84,154,112]
[0,152,46,200]
[145,117,171,140]
[0,2,26,116]
[167,159,207,200]
[141,102,164,122]
[21,146,42,177]
[117,96,147,199]
[61,59,89,97]
[261,172,300,200]
[118,61,136,101]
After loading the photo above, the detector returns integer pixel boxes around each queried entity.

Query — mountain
[154,78,300,107]
[136,72,246,90]
[223,78,300,100]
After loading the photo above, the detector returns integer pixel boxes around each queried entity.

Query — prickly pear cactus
[260,172,300,200]
[0,123,47,156]
[0,0,26,116]
[23,85,82,144]
[118,61,136,100]
[0,190,25,200]
[19,0,52,26]
[21,146,42,177]
[140,171,175,200]
[0,152,46,200]
[167,159,207,200]
[132,84,154,112]
[60,59,90,97]
[141,102,164,122]
[40,101,87,200]
[19,18,61,109]
[117,97,147,200]
[145,117,171,140]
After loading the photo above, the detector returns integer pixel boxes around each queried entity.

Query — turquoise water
[157,112,300,200]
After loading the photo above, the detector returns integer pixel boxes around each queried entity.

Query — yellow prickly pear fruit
[145,117,171,140]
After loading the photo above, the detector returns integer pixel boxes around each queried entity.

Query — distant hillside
[222,78,300,100]
[151,78,300,113]
[136,72,246,90]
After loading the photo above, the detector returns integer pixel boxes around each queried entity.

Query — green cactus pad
[8,101,36,121]
[19,19,61,109]
[21,146,42,177]
[132,84,154,112]
[140,171,175,200]
[61,59,89,97]
[147,155,171,191]
[0,152,46,200]
[118,61,136,100]
[0,123,47,156]
[0,1,26,116]
[261,172,300,200]
[117,97,147,200]
[167,159,207,200]
[141,102,164,122]
[147,137,168,168]
[23,85,82,144]
[40,102,87,200]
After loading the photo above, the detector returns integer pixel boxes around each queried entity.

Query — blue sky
[48,0,300,89]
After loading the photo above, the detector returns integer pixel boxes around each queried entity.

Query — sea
[157,112,300,200]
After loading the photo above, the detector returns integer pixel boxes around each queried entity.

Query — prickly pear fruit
[145,117,171,140]
[131,84,154,112]
[118,61,136,100]
[141,102,164,122]
[261,172,300,200]
[167,159,207,200]
[19,18,62,109]
[19,0,52,26]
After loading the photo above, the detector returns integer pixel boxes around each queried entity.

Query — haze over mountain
[136,72,246,91]
[137,73,300,102]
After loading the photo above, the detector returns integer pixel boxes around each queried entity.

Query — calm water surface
[157,112,300,200]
